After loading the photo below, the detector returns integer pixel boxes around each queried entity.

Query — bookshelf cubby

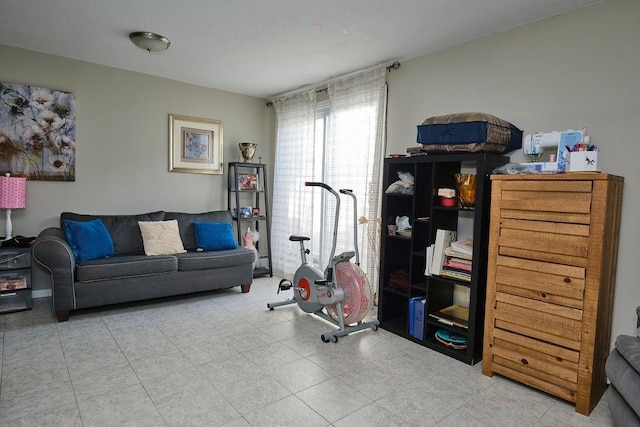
[378,153,508,364]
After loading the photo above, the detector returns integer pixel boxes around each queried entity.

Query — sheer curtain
[271,90,318,277]
[271,67,387,285]
[325,66,387,287]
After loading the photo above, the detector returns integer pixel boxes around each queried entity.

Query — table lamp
[0,173,27,240]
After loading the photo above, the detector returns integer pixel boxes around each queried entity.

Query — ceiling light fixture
[129,31,170,52]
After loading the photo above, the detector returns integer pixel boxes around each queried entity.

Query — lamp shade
[0,174,26,209]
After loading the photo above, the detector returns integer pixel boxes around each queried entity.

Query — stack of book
[440,238,472,282]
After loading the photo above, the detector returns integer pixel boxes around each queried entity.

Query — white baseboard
[32,289,52,298]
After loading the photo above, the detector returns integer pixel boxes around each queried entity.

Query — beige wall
[386,0,640,341]
[0,45,274,291]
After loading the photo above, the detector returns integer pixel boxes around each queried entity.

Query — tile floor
[0,276,615,426]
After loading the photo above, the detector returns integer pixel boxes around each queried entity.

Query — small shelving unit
[378,153,508,364]
[0,247,32,314]
[227,162,273,277]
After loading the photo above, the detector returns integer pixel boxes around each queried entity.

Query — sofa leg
[241,284,251,293]
[56,311,70,322]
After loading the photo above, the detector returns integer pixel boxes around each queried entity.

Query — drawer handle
[564,277,571,283]
[541,292,547,298]
[1,292,17,297]
[521,358,529,365]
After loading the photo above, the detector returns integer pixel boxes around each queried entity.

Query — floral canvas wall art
[0,82,76,181]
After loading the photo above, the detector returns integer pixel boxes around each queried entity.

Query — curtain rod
[267,60,400,104]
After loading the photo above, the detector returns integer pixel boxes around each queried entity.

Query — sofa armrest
[31,227,76,319]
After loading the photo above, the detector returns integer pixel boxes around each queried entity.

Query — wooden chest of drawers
[482,173,623,415]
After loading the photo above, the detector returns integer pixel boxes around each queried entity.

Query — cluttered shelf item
[429,304,469,329]
[411,112,523,155]
[495,127,599,174]
[435,329,468,350]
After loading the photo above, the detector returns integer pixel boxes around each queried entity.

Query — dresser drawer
[498,180,593,227]
[493,292,583,350]
[0,248,31,270]
[489,333,579,403]
[0,272,29,291]
[490,328,579,387]
[494,256,585,308]
[0,288,32,313]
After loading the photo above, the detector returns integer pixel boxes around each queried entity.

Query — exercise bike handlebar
[304,181,340,269]
[305,182,332,191]
[339,189,360,265]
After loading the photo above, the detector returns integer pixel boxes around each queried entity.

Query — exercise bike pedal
[277,279,293,294]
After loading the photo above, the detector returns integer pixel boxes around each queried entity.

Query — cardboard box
[567,151,599,172]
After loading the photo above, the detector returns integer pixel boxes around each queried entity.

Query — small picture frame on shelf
[252,207,260,217]
[238,174,258,190]
[240,207,252,218]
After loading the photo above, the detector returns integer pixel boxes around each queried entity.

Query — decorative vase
[455,173,477,207]
[239,142,257,163]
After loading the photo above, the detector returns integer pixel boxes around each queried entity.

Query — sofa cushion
[606,347,640,418]
[617,335,640,375]
[193,222,237,251]
[76,254,178,282]
[63,218,114,263]
[138,220,187,256]
[164,211,233,250]
[608,385,640,427]
[175,247,254,271]
[61,211,165,255]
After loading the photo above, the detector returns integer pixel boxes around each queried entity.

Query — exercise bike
[267,182,379,343]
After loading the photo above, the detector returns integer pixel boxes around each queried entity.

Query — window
[271,67,387,289]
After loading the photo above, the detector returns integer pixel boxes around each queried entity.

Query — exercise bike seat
[289,235,310,242]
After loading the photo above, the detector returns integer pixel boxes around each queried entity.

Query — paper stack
[440,238,473,282]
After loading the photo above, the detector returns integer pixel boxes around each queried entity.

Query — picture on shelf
[239,207,252,218]
[238,174,258,190]
[252,207,260,217]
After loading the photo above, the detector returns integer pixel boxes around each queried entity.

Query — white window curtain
[271,90,318,277]
[325,66,387,287]
[271,67,387,287]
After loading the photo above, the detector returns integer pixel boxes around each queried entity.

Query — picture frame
[252,207,260,217]
[169,114,223,174]
[238,173,258,190]
[0,82,76,181]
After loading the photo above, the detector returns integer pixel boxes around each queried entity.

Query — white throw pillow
[138,220,186,256]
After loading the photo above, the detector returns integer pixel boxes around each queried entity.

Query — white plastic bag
[385,171,414,194]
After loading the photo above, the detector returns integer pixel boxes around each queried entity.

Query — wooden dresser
[482,173,624,415]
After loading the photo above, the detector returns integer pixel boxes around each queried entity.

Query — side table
[0,246,32,314]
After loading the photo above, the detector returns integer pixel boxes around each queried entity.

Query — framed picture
[238,174,258,190]
[252,207,260,217]
[169,114,223,174]
[0,82,76,181]
[240,207,252,218]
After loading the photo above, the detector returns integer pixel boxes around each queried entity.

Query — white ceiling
[0,0,602,99]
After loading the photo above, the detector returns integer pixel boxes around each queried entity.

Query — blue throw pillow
[193,222,237,251]
[63,218,115,263]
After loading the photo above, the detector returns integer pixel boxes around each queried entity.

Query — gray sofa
[32,210,255,321]
[606,306,640,426]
